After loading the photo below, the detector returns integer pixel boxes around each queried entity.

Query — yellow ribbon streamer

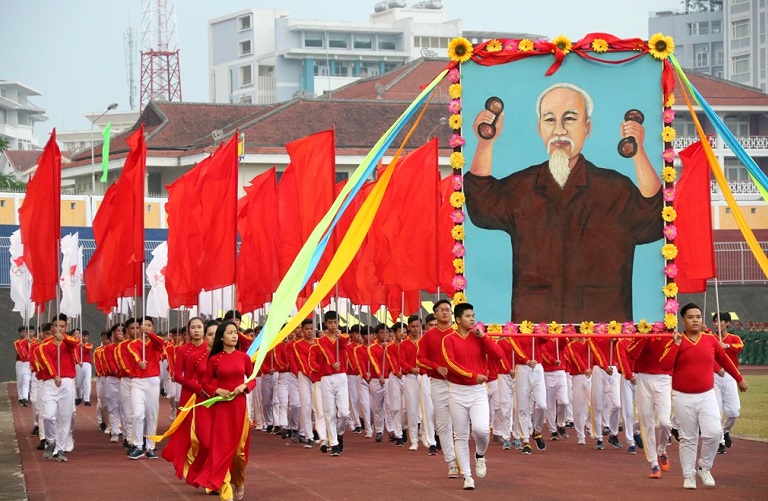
[146,394,196,443]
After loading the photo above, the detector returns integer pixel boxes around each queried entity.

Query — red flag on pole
[674,141,716,293]
[19,130,62,305]
[85,125,146,307]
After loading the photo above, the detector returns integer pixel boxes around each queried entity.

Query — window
[732,54,750,74]
[354,35,372,49]
[715,50,724,65]
[0,109,5,124]
[732,19,750,38]
[239,40,252,56]
[336,172,349,183]
[314,64,329,76]
[751,208,758,214]
[329,35,348,49]
[378,36,398,50]
[712,20,722,34]
[724,115,749,137]
[361,62,380,77]
[383,62,399,72]
[239,64,253,86]
[695,51,710,67]
[305,33,323,48]
[239,95,252,104]
[237,14,251,31]
[724,159,749,182]
[688,21,709,36]
[333,61,349,77]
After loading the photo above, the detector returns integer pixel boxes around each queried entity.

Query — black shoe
[145,449,158,459]
[717,443,726,454]
[84,401,91,407]
[266,425,273,434]
[435,435,442,450]
[522,443,532,455]
[375,433,383,442]
[160,388,167,397]
[595,440,604,450]
[558,426,569,439]
[533,433,546,451]
[550,432,559,441]
[338,434,344,453]
[36,439,46,450]
[428,445,438,455]
[31,426,39,437]
[273,426,282,435]
[395,437,404,447]
[671,428,680,442]
[608,435,623,449]
[330,445,340,456]
[353,426,362,434]
[99,423,107,432]
[75,398,82,406]
[618,425,624,432]
[280,428,290,439]
[320,443,328,453]
[567,421,575,429]
[634,433,644,450]
[389,432,396,442]
[602,426,610,436]
[724,432,732,448]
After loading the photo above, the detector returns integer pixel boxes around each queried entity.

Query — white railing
[673,135,768,150]
[711,180,762,195]
[734,136,768,150]
[673,136,715,149]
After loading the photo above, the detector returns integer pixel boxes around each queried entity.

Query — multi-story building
[0,81,47,151]
[723,0,768,91]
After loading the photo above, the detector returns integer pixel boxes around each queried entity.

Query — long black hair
[209,320,239,358]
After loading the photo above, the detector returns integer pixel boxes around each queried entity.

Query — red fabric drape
[674,141,716,293]
[19,130,61,305]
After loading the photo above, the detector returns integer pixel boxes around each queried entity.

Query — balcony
[673,135,768,151]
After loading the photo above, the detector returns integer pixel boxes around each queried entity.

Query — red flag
[19,130,61,305]
[674,141,716,293]
[237,168,279,312]
[85,126,146,306]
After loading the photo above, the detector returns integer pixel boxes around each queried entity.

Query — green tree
[0,136,8,153]
[0,172,26,189]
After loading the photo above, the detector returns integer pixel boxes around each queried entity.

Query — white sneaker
[683,477,697,490]
[409,442,418,451]
[448,460,459,478]
[110,434,119,443]
[698,468,715,487]
[475,457,487,478]
[577,438,586,445]
[420,433,429,448]
[463,476,475,490]
[364,430,373,439]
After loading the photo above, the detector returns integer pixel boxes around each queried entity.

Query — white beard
[548,148,571,188]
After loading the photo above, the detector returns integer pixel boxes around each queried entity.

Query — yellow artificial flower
[663,282,679,298]
[608,321,622,335]
[662,126,676,142]
[662,167,677,183]
[519,321,534,334]
[580,321,595,335]
[648,33,675,60]
[452,291,467,305]
[448,37,474,63]
[661,206,677,222]
[448,83,462,99]
[548,321,563,335]
[486,39,503,53]
[518,39,534,52]
[591,38,608,53]
[451,225,465,241]
[664,313,678,329]
[552,34,572,54]
[448,114,462,130]
[449,191,465,208]
[488,323,503,334]
[450,152,465,169]
[661,243,678,260]
[664,93,676,107]
[453,258,465,274]
[637,320,652,334]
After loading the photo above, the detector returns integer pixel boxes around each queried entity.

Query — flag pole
[714,277,723,342]
[142,262,146,363]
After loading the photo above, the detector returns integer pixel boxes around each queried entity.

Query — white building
[0,81,48,150]
[56,110,141,155]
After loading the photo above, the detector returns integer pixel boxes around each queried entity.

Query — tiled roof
[676,71,768,106]
[3,150,43,172]
[329,58,450,101]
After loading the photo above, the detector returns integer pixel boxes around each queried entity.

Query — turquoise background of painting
[462,52,665,323]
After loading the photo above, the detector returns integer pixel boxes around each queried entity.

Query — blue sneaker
[502,439,511,450]
[628,444,637,454]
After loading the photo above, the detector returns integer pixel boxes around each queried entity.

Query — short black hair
[392,322,407,332]
[425,313,436,324]
[433,299,451,312]
[56,313,68,322]
[713,311,731,323]
[301,318,314,327]
[223,310,242,321]
[82,330,90,337]
[125,317,139,328]
[41,322,52,332]
[349,325,360,334]
[324,310,338,322]
[375,323,388,334]
[407,314,420,325]
[680,303,701,317]
[454,302,474,319]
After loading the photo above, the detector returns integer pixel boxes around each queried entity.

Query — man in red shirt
[712,312,744,454]
[564,336,592,445]
[128,317,165,459]
[442,303,504,490]
[400,314,435,453]
[661,303,747,490]
[103,324,124,443]
[353,326,374,439]
[293,319,316,447]
[615,336,642,454]
[14,325,32,406]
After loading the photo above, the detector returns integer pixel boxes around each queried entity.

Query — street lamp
[90,102,118,193]
[427,117,447,142]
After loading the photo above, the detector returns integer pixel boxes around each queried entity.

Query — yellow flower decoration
[488,323,503,334]
[664,313,678,330]
[662,166,677,183]
[662,126,676,142]
[448,37,474,63]
[451,225,465,241]
[449,191,465,208]
[648,33,675,60]
[591,38,608,53]
[452,291,467,305]
[486,39,503,53]
[552,35,572,54]
[448,83,462,100]
[661,206,677,222]
[664,93,675,107]
[548,321,563,335]
[637,320,652,334]
[663,282,679,298]
[661,243,678,260]
[518,39,534,52]
[519,321,534,334]
[580,321,595,335]
[608,321,622,335]
[450,152,465,169]
[448,114,462,130]
[453,258,465,274]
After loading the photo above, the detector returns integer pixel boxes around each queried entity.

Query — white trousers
[250,378,265,428]
[565,374,574,423]
[297,372,314,440]
[571,374,590,440]
[34,376,45,439]
[494,374,514,441]
[119,377,134,442]
[75,362,92,402]
[449,384,489,479]
[544,370,570,433]
[260,373,278,427]
[312,381,327,442]
[357,377,372,434]
[95,376,105,426]
[276,372,298,429]
[320,373,349,446]
[487,379,498,435]
[620,377,640,445]
[403,373,421,444]
[516,364,547,439]
[370,378,388,434]
[590,366,620,437]
[104,376,121,436]
[346,374,361,431]
[387,375,403,439]
[636,373,671,467]
[714,372,740,436]
[430,378,455,463]
[15,361,31,400]
[41,377,74,454]
[131,376,160,450]
[673,389,722,479]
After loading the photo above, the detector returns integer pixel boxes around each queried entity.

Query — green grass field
[732,374,768,440]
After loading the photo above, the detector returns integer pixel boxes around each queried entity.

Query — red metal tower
[139,0,182,111]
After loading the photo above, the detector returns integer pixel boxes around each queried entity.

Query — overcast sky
[1,0,682,136]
